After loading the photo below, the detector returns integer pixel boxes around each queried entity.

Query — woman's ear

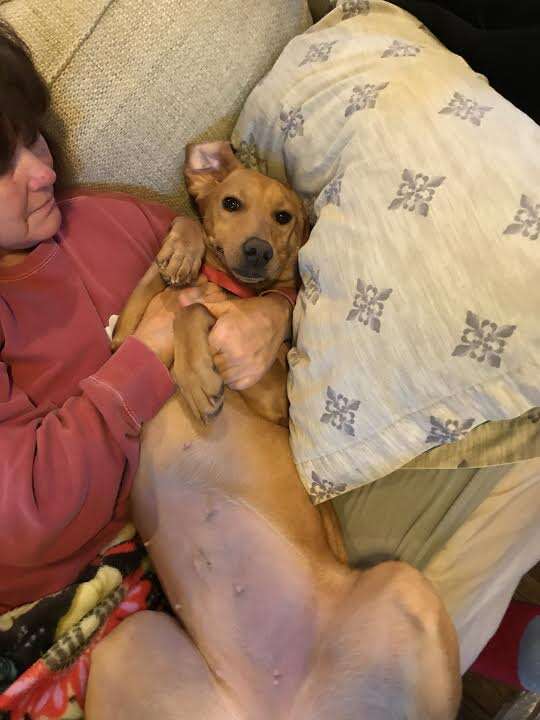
[184,141,244,205]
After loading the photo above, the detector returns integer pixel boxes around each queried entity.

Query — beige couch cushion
[1,0,311,214]
[232,0,540,503]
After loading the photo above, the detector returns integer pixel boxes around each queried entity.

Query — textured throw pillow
[232,0,540,503]
[1,0,312,214]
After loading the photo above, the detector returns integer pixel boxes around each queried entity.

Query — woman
[0,20,292,718]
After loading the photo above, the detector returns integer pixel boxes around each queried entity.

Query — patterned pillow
[232,0,540,503]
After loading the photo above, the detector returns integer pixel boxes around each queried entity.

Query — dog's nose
[242,237,273,267]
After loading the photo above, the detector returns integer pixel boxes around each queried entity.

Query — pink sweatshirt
[0,192,177,611]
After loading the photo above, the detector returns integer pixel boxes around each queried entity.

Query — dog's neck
[200,262,258,298]
[202,248,298,299]
[201,243,279,296]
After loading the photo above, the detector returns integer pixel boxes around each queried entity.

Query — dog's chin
[231,268,268,285]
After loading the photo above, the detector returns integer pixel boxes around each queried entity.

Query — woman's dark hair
[0,20,50,174]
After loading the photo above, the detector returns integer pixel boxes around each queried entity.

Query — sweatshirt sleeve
[0,336,175,567]
[135,198,178,254]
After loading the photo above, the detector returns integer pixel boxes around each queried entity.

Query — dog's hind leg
[86,611,240,720]
[291,562,461,720]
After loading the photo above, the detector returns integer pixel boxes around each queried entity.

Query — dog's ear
[184,141,244,204]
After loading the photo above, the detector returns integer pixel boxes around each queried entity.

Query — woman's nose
[28,164,56,191]
[26,151,57,192]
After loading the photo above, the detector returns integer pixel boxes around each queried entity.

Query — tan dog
[112,141,307,426]
[89,143,462,720]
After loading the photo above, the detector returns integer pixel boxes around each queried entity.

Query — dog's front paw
[156,218,205,287]
[174,360,225,424]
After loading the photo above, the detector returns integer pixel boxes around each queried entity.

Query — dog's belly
[145,485,320,714]
[133,389,343,716]
[131,392,460,719]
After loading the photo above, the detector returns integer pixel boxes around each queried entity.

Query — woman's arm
[0,336,174,568]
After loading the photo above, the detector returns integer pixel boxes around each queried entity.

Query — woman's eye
[274,210,292,225]
[222,196,242,212]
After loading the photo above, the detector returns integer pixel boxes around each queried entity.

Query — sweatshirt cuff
[89,337,176,425]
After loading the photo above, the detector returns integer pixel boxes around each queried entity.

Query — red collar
[201,262,258,298]
[200,263,298,306]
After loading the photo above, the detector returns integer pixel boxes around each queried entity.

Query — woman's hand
[203,294,293,390]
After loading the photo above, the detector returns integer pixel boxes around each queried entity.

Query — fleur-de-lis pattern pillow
[232,0,540,504]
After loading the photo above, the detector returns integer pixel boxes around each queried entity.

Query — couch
[1,0,313,215]
[2,0,539,700]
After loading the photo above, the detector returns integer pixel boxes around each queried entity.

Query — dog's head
[184,141,308,290]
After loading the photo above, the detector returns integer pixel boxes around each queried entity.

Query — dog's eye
[222,196,242,212]
[274,210,292,225]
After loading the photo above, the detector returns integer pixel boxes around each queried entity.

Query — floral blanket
[0,525,167,720]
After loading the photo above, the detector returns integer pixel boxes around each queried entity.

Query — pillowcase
[232,0,540,503]
[1,0,312,214]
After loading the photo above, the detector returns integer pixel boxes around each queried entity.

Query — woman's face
[0,133,61,253]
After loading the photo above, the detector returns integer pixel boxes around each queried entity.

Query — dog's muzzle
[232,237,275,282]
[242,237,273,268]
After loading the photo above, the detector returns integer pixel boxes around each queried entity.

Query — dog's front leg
[156,216,205,287]
[111,263,166,352]
[173,304,225,424]
[239,357,289,427]
[112,217,205,352]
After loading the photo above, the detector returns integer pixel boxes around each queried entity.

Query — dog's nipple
[193,548,213,574]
